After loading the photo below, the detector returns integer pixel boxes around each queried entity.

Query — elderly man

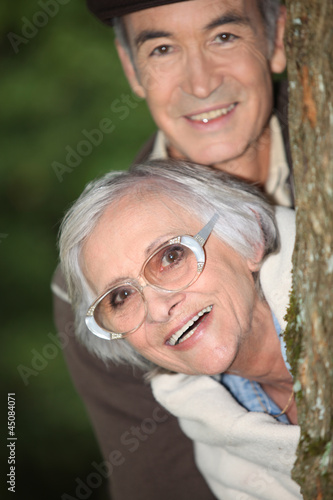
[52,1,293,499]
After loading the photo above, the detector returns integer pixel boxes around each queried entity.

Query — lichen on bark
[284,1,333,498]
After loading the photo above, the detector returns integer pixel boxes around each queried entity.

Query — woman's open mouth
[166,305,213,346]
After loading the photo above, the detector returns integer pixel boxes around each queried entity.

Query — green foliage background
[1,1,155,498]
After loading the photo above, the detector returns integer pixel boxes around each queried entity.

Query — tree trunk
[284,1,333,498]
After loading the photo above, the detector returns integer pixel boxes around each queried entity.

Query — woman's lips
[166,305,213,346]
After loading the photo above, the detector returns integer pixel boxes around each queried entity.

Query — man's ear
[115,39,146,98]
[269,5,287,74]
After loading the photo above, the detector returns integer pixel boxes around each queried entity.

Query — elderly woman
[59,160,301,500]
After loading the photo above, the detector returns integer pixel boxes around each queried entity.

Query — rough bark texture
[284,1,333,498]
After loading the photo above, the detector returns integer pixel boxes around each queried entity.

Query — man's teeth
[189,103,236,123]
[168,305,213,346]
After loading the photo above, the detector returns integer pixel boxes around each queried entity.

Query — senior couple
[53,1,302,499]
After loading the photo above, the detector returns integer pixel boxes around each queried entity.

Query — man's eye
[214,33,237,44]
[150,45,172,56]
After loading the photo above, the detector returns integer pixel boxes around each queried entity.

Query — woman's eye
[110,288,134,307]
[161,246,184,268]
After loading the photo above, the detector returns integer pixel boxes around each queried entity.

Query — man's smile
[186,103,237,124]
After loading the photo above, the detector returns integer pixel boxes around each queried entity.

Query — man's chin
[168,139,250,170]
[190,149,247,171]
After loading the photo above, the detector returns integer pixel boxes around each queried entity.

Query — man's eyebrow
[134,30,173,49]
[134,13,251,48]
[204,13,251,31]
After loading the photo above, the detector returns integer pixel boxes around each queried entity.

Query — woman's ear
[116,39,146,99]
[247,242,265,273]
[247,210,266,272]
[269,5,287,74]
[247,208,265,273]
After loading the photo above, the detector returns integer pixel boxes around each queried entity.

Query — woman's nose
[143,286,185,324]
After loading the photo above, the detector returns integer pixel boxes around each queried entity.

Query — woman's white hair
[59,160,279,372]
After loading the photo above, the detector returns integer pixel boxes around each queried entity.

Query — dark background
[1,1,155,498]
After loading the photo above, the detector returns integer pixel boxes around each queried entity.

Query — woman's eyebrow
[134,30,173,49]
[144,233,176,257]
[104,276,131,290]
[102,233,179,290]
[204,12,251,31]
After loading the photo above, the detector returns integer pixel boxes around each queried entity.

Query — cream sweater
[151,207,302,500]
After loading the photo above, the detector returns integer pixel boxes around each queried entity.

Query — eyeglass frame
[85,213,219,341]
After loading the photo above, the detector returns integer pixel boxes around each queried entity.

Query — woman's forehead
[81,193,200,290]
[102,191,192,230]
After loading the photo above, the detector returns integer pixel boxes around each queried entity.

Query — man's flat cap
[86,0,188,25]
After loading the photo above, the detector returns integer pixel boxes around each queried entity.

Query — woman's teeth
[189,103,236,123]
[168,305,213,346]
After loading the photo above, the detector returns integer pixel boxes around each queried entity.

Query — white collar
[150,115,292,207]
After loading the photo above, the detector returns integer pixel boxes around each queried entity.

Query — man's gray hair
[59,160,279,372]
[113,0,281,57]
[258,0,281,52]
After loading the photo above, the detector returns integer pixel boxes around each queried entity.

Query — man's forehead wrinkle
[132,12,254,49]
[204,12,251,32]
[134,30,173,49]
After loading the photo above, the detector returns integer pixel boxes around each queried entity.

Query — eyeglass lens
[94,243,198,334]
[144,243,197,289]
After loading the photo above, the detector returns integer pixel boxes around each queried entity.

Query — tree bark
[284,1,333,498]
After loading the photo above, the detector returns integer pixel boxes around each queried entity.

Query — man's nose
[180,50,222,99]
[143,286,185,324]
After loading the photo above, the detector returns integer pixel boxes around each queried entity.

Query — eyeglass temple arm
[194,213,219,247]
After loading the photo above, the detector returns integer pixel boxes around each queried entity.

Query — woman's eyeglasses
[85,213,219,340]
